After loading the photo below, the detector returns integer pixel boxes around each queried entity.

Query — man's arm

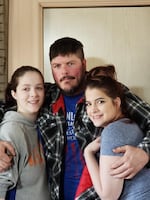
[0,104,16,172]
[110,86,150,179]
[0,141,15,172]
[110,145,149,179]
[125,88,150,153]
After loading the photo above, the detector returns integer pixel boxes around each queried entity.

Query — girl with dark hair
[0,66,49,200]
[84,75,150,200]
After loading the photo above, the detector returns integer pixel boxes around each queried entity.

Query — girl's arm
[84,137,124,200]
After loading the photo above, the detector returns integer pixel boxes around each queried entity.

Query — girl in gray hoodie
[0,66,49,200]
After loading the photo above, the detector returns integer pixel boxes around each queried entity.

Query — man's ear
[82,59,87,70]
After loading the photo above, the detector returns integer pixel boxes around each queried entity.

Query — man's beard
[58,77,85,96]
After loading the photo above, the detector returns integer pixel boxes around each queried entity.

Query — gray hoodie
[0,111,49,200]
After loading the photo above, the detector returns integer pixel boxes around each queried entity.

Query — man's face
[51,54,86,95]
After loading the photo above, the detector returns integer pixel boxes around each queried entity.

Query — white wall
[8,0,150,103]
[44,7,150,103]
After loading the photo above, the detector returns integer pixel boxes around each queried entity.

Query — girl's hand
[84,137,101,155]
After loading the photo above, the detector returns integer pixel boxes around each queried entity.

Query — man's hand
[110,145,149,179]
[0,141,15,172]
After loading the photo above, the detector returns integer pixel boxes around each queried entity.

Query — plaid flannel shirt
[123,85,150,154]
[36,82,150,200]
[37,83,96,200]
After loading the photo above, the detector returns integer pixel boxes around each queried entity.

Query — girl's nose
[91,103,99,113]
[30,89,37,97]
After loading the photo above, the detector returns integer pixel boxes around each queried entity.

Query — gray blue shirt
[101,118,150,200]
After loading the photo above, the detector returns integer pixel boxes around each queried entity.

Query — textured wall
[44,7,150,103]
[0,0,8,100]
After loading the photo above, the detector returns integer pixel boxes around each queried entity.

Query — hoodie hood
[1,111,36,128]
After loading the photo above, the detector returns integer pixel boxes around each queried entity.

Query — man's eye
[52,64,60,69]
[68,62,74,66]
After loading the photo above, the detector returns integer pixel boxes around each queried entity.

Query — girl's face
[85,87,121,127]
[11,71,44,120]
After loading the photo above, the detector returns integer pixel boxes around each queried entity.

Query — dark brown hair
[85,75,128,116]
[87,65,117,81]
[5,66,44,107]
[49,37,85,61]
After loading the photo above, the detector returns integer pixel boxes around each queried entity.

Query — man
[0,37,149,200]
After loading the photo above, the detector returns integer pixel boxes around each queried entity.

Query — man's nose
[61,65,69,74]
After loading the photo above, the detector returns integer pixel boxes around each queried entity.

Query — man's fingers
[112,146,126,154]
[0,160,12,172]
[110,167,133,179]
[0,141,15,162]
[2,141,15,156]
[110,162,127,174]
[110,157,133,178]
[0,141,15,170]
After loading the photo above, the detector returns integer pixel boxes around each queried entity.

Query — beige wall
[9,0,150,103]
[8,0,43,75]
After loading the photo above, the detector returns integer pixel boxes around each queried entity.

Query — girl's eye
[97,100,105,104]
[85,102,91,107]
[23,88,30,91]
[36,87,44,90]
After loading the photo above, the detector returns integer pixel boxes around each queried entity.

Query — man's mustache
[60,76,75,82]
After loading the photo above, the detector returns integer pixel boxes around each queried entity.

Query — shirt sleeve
[100,120,143,156]
[0,123,25,198]
[124,85,150,155]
